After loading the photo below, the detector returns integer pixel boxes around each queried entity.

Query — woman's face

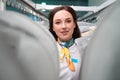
[53,10,76,42]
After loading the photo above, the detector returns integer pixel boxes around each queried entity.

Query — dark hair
[49,5,81,41]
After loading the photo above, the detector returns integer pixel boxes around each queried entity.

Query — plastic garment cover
[0,11,59,80]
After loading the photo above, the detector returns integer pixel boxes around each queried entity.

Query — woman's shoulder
[75,36,91,49]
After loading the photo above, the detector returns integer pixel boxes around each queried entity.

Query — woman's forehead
[53,10,73,20]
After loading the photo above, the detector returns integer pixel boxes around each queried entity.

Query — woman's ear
[74,24,76,28]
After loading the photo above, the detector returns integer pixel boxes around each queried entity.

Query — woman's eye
[66,20,71,23]
[55,22,60,24]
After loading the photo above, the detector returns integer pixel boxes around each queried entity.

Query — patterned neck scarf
[57,38,75,72]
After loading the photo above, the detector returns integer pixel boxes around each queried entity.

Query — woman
[49,5,84,80]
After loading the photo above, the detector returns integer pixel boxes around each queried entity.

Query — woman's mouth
[61,31,68,35]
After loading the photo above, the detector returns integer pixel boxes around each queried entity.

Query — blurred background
[0,0,114,36]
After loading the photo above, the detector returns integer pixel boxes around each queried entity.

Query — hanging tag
[71,58,78,63]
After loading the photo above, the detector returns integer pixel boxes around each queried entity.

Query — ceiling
[6,0,114,23]
[32,0,88,6]
[31,0,89,20]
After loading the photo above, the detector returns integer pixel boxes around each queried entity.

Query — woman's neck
[58,38,74,48]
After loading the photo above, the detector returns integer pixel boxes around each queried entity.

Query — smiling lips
[61,31,69,35]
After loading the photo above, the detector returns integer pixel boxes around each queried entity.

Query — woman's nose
[62,23,67,28]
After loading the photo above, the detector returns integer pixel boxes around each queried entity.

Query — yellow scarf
[58,38,75,72]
